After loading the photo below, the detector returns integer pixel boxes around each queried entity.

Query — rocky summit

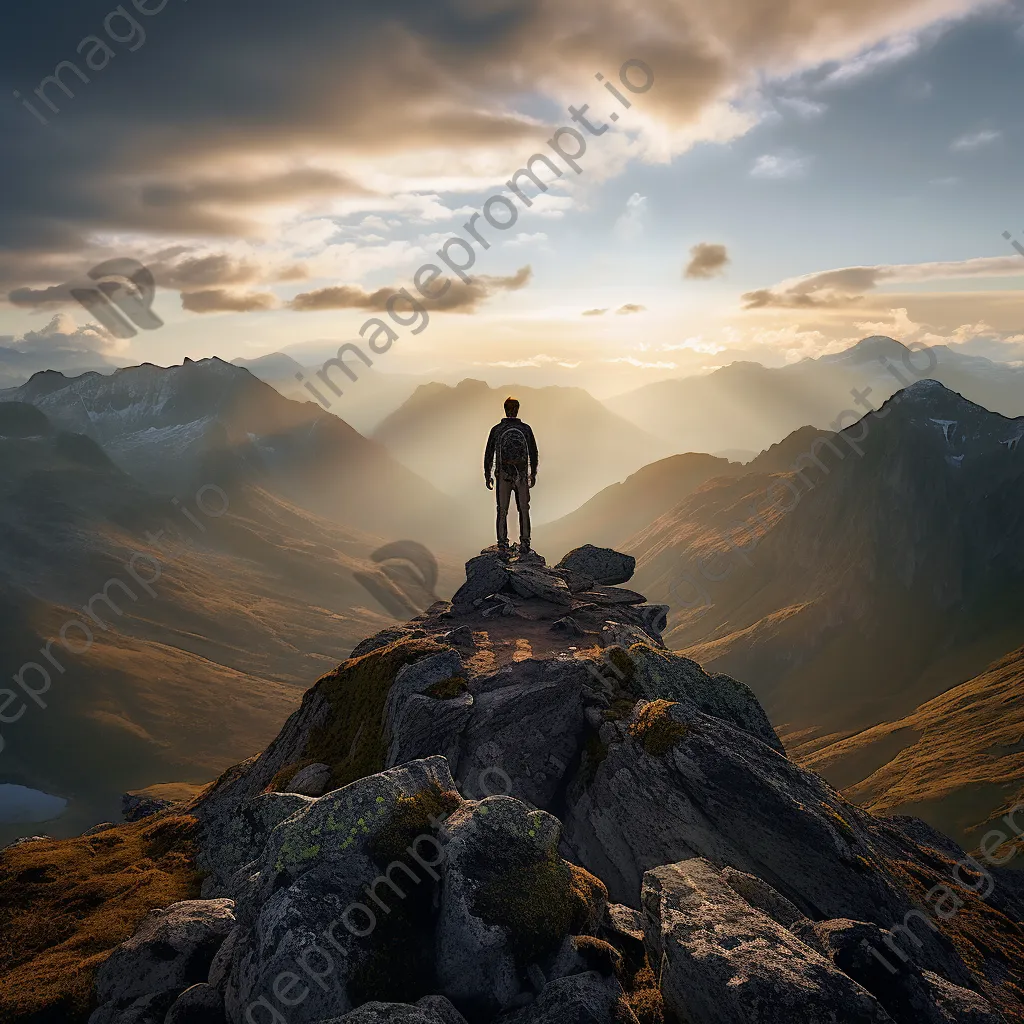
[41,546,1024,1023]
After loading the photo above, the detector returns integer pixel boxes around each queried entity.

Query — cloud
[605,357,677,369]
[614,193,648,241]
[505,232,548,247]
[951,129,1002,151]
[582,308,608,316]
[750,153,810,179]
[7,313,112,355]
[482,354,581,369]
[742,255,1024,309]
[0,0,984,290]
[289,266,532,313]
[820,34,921,84]
[776,96,828,118]
[0,313,118,379]
[181,289,279,313]
[685,242,730,279]
[616,304,647,315]
[7,248,308,312]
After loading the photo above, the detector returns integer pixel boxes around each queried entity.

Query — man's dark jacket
[484,417,539,479]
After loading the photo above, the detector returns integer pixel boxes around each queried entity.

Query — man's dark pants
[496,470,531,549]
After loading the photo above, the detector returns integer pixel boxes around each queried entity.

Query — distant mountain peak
[819,335,908,366]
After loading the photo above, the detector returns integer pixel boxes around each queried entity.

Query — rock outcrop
[59,545,1024,1023]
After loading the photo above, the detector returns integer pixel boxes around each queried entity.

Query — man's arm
[526,424,539,479]
[484,425,498,481]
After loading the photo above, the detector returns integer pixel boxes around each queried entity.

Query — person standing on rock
[484,396,539,556]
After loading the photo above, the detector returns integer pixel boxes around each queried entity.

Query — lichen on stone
[628,700,688,756]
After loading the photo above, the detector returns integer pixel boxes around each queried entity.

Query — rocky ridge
[75,546,1024,1023]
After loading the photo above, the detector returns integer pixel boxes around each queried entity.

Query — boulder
[435,797,607,1015]
[454,659,588,809]
[629,604,669,637]
[560,698,970,989]
[574,587,646,606]
[507,566,572,606]
[384,651,473,772]
[606,645,784,755]
[164,982,225,1023]
[225,758,464,1024]
[452,554,510,611]
[812,918,1003,1024]
[720,866,804,928]
[321,997,467,1024]
[494,972,623,1024]
[642,859,893,1023]
[287,763,332,797]
[92,900,235,1017]
[556,547,635,586]
[83,822,117,836]
[122,792,175,822]
[548,568,594,594]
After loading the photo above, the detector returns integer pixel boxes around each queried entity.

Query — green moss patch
[629,700,688,757]
[369,783,461,866]
[425,676,468,700]
[269,636,446,793]
[472,841,607,966]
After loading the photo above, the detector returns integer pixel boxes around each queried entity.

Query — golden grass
[629,701,688,757]
[0,814,201,1023]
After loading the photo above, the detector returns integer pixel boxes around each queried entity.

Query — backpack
[499,426,529,473]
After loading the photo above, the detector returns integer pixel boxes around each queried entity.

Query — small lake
[0,784,68,824]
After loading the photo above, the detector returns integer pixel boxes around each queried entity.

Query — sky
[2,0,1024,397]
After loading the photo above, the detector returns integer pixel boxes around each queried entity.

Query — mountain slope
[372,378,670,521]
[534,452,742,557]
[629,381,1024,745]
[608,335,1024,456]
[0,414,459,846]
[0,358,463,547]
[802,644,1024,855]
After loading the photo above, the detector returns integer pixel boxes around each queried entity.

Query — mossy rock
[351,783,462,1007]
[269,636,448,793]
[629,700,688,757]
[369,783,461,866]
[425,676,468,701]
[463,800,608,966]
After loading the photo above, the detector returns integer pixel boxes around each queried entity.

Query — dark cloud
[685,242,730,279]
[0,0,969,283]
[741,266,882,308]
[289,266,532,313]
[582,308,608,316]
[616,303,646,315]
[181,289,278,313]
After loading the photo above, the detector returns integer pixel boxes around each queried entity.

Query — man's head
[504,396,520,418]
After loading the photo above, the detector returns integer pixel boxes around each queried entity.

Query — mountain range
[608,336,1024,456]
[372,378,669,521]
[0,375,466,844]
